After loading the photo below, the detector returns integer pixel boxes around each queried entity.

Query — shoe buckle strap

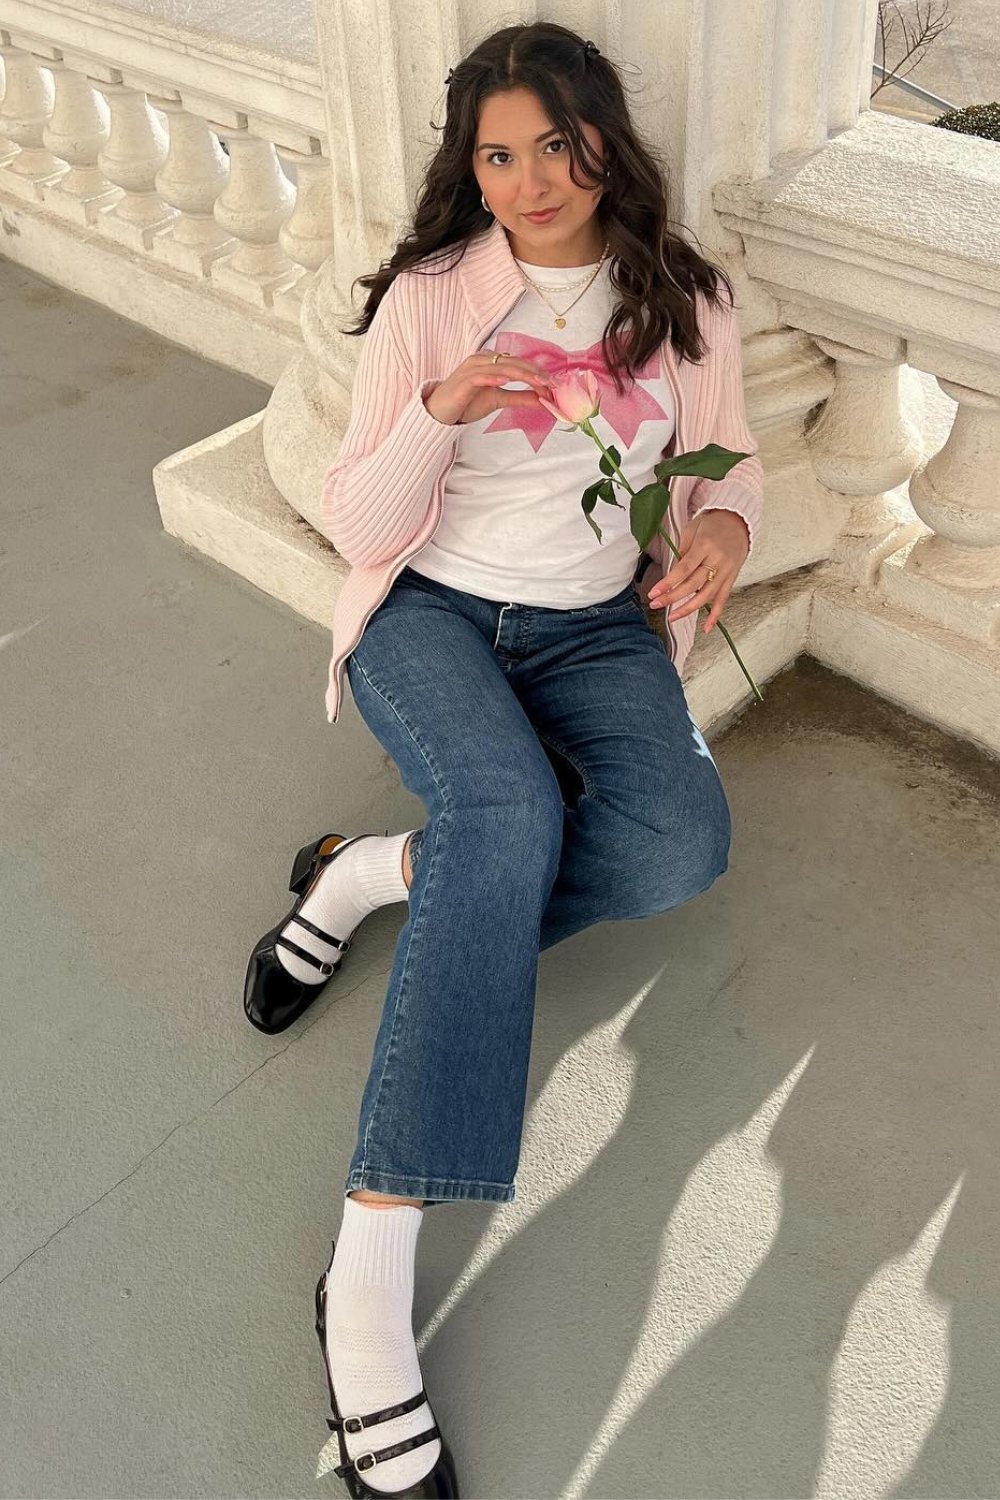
[328,1387,429,1434]
[292,913,350,951]
[333,1422,441,1479]
[275,933,343,976]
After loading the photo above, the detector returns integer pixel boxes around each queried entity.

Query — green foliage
[623,483,668,552]
[929,102,1000,141]
[581,442,753,549]
[653,443,753,486]
[580,478,622,541]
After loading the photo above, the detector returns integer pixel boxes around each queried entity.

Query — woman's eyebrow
[476,128,561,152]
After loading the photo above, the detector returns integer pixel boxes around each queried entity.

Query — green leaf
[654,442,751,486]
[598,445,622,477]
[598,479,623,508]
[581,482,604,542]
[628,481,671,552]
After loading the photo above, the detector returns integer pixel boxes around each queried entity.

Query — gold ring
[492,352,505,364]
[705,567,717,582]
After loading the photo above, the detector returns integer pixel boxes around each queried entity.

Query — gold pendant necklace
[518,243,610,329]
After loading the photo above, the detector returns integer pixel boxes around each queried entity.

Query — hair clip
[444,67,455,86]
[583,39,600,58]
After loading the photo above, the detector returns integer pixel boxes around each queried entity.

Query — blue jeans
[343,564,732,1207]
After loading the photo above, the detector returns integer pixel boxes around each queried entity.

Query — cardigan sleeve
[318,276,461,569]
[687,297,764,560]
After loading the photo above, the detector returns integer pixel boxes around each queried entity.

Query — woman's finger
[482,354,551,383]
[471,373,546,392]
[651,550,714,603]
[494,355,550,376]
[667,572,729,622]
[701,582,733,633]
[497,389,547,407]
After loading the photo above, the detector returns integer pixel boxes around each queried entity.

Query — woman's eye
[487,139,567,167]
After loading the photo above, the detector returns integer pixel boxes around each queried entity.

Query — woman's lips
[523,206,561,222]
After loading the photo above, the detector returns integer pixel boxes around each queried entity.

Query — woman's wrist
[422,382,453,426]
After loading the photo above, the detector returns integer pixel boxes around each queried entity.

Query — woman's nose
[521,162,553,197]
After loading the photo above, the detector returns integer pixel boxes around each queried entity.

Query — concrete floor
[1,257,999,1499]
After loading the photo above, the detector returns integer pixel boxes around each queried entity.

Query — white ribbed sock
[277,831,417,984]
[324,1198,442,1490]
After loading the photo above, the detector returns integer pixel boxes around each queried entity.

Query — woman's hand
[423,352,553,427]
[647,509,750,634]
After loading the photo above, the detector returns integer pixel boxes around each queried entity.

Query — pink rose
[537,371,602,428]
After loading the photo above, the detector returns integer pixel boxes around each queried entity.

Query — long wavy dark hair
[341,21,736,396]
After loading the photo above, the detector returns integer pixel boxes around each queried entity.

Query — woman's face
[473,86,606,263]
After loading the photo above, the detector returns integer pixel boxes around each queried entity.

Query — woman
[244,21,763,1498]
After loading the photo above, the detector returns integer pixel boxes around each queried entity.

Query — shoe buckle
[320,961,335,976]
[355,1452,377,1473]
[343,1416,364,1434]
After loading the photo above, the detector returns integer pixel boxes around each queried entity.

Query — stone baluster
[0,46,68,196]
[883,380,1000,644]
[0,47,17,165]
[95,82,176,249]
[807,338,923,507]
[272,146,333,325]
[149,98,235,275]
[803,337,923,519]
[805,336,925,578]
[39,61,120,223]
[209,126,297,307]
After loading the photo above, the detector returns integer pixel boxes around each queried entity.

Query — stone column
[261,0,460,520]
[610,0,880,329]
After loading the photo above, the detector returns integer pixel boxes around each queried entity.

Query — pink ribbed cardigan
[319,217,764,724]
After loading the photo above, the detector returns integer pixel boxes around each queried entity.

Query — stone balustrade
[0,4,329,377]
[713,107,1000,747]
[0,41,329,317]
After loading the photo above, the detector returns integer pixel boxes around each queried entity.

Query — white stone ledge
[810,580,1000,759]
[715,111,1000,390]
[687,574,815,737]
[154,408,347,633]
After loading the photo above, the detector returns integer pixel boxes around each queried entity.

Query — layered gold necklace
[517,243,611,328]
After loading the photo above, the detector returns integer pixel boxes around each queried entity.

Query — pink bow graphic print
[482,332,666,452]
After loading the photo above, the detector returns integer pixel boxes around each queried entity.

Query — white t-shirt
[406,254,677,607]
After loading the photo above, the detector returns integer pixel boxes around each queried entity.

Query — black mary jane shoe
[315,1249,460,1499]
[243,831,385,1035]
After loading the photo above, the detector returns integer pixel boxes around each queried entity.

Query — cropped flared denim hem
[344,1168,516,1208]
